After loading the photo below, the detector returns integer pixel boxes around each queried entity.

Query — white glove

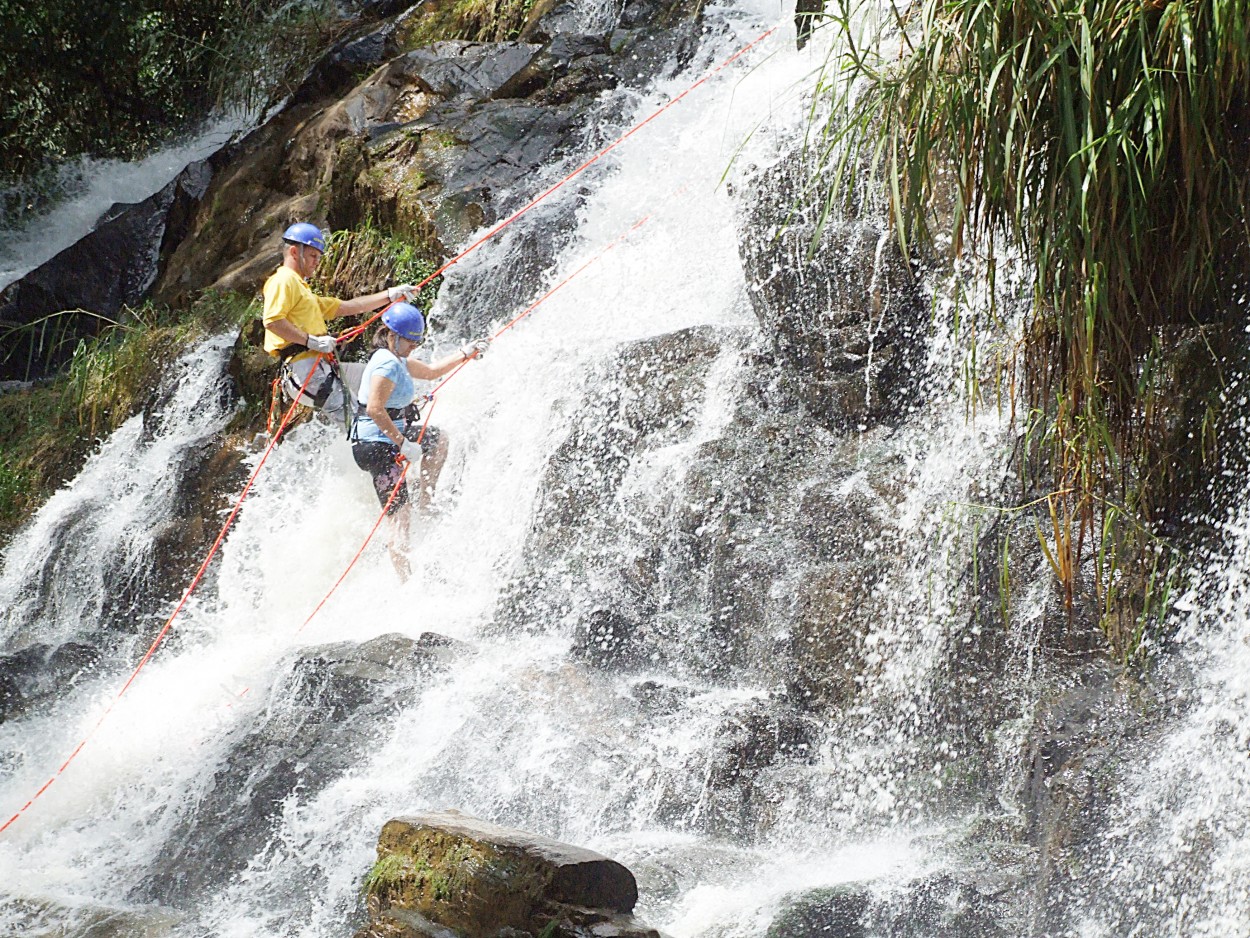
[388,284,418,302]
[305,333,337,354]
[399,439,423,466]
[460,337,491,359]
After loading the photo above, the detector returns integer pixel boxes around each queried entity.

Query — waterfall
[0,116,248,292]
[2,0,1248,936]
[0,336,239,653]
[1060,450,1250,936]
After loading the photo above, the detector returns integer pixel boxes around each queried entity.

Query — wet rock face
[153,0,709,331]
[0,353,244,660]
[768,873,1011,938]
[0,161,211,382]
[685,700,820,838]
[139,632,464,907]
[500,323,904,706]
[0,897,181,938]
[766,884,872,938]
[1020,661,1148,933]
[0,641,100,725]
[737,159,927,432]
[358,810,660,938]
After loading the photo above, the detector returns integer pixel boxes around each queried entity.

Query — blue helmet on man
[382,302,426,341]
[282,222,327,252]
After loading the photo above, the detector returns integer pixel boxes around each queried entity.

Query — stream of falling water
[10,0,1250,936]
[2,3,994,934]
[0,116,249,292]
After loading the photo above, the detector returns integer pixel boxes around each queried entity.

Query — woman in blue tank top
[351,302,489,580]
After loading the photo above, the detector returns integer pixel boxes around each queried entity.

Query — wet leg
[416,432,449,513]
[388,503,412,581]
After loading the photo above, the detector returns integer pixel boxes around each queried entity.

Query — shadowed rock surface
[737,157,927,432]
[0,161,212,382]
[0,641,100,726]
[152,0,711,342]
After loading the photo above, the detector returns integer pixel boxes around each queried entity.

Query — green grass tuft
[310,221,443,320]
[398,0,540,48]
[0,291,262,546]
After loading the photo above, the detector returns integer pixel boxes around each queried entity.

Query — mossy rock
[359,811,655,938]
[766,885,871,938]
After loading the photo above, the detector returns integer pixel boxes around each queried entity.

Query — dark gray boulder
[0,897,181,938]
[138,631,467,907]
[737,159,928,431]
[769,872,1011,938]
[0,640,101,725]
[767,884,872,938]
[0,160,212,382]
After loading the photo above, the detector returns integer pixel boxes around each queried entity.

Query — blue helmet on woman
[382,302,426,341]
[282,222,326,252]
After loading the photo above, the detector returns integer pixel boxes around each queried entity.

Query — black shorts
[351,425,443,514]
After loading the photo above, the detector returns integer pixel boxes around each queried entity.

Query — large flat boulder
[359,810,661,938]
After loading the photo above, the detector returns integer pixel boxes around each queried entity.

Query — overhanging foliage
[818,0,1250,652]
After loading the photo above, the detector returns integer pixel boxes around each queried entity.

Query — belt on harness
[351,400,421,443]
[277,343,310,363]
[279,343,339,409]
[355,401,421,422]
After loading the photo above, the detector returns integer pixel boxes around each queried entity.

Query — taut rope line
[0,359,325,834]
[0,24,777,835]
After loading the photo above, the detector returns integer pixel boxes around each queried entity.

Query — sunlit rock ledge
[357,810,663,938]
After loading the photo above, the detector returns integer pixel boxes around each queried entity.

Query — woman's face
[394,335,420,356]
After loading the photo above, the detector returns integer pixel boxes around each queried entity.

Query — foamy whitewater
[3,1,1250,936]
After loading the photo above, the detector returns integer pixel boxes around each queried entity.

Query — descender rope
[0,23,779,836]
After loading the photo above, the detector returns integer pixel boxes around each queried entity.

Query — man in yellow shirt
[263,222,417,414]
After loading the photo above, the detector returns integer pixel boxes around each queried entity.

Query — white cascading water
[1063,393,1250,937]
[2,1,1248,936]
[0,115,248,291]
[0,336,239,653]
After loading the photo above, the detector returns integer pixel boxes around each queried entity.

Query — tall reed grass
[816,0,1249,655]
[0,292,258,544]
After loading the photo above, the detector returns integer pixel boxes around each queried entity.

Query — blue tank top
[354,349,415,444]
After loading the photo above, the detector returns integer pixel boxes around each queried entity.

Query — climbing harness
[350,399,425,441]
[280,356,341,411]
[0,23,778,836]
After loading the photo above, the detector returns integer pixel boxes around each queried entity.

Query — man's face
[287,243,322,278]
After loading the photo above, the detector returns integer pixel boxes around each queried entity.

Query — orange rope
[431,215,651,394]
[292,399,437,636]
[265,375,282,435]
[333,25,777,347]
[0,355,327,834]
[286,213,654,636]
[0,23,778,834]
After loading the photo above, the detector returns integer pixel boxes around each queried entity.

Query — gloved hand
[399,439,423,466]
[460,336,491,359]
[305,333,337,354]
[388,284,418,302]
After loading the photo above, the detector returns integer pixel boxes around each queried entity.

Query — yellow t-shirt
[262,265,343,357]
